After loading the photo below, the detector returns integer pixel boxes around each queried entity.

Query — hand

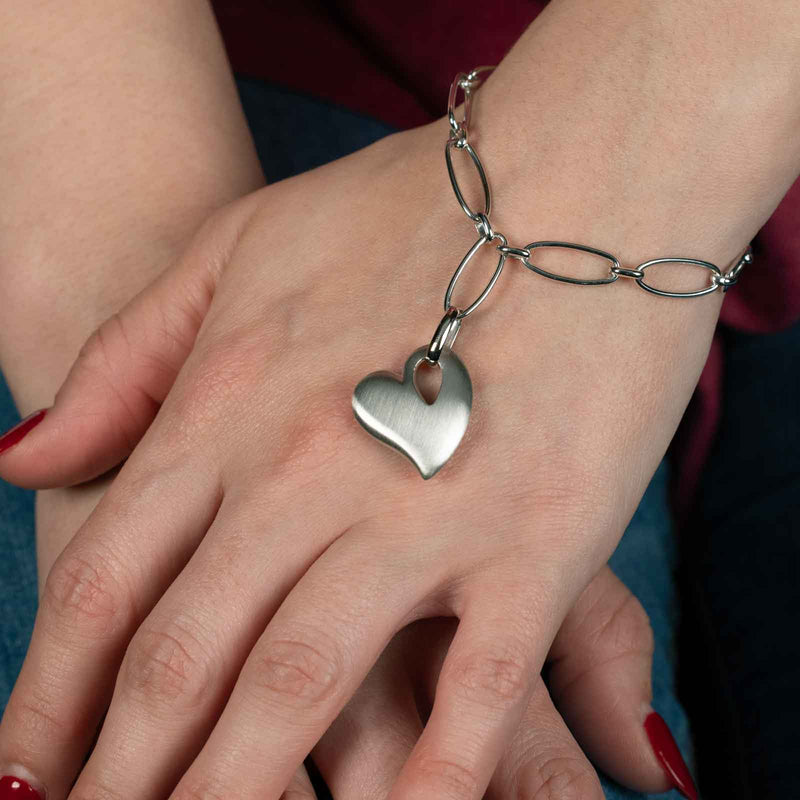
[312,566,677,800]
[0,111,716,800]
[33,482,678,798]
[2,1,796,796]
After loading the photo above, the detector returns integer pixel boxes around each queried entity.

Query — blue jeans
[0,79,693,799]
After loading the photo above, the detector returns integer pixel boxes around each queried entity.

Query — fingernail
[0,409,47,457]
[644,711,699,800]
[0,775,43,799]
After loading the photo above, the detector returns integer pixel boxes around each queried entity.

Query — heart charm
[352,346,472,479]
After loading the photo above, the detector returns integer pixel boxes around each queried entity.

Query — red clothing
[212,0,800,520]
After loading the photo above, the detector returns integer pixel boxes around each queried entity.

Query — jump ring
[426,306,462,363]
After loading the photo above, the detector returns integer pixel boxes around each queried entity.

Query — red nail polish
[0,775,43,799]
[0,409,47,457]
[644,711,699,800]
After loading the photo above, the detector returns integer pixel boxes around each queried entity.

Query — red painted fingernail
[0,775,43,799]
[0,409,47,457]
[644,711,699,800]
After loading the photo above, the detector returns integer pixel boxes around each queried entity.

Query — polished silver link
[452,131,468,149]
[497,245,531,261]
[718,245,753,291]
[465,65,495,86]
[447,72,470,140]
[434,64,753,339]
[635,257,721,298]
[445,138,491,220]
[447,65,495,142]
[611,265,645,279]
[523,241,620,286]
[473,212,494,240]
[445,232,508,319]
[426,306,462,364]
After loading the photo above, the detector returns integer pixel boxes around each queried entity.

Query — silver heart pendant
[352,346,472,479]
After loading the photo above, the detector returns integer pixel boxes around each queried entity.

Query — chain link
[440,65,754,322]
[445,139,491,220]
[445,232,508,320]
[447,66,495,143]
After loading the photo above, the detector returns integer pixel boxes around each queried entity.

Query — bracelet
[352,66,753,479]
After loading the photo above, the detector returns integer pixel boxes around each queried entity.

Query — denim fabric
[680,317,800,800]
[0,78,694,799]
[0,378,37,716]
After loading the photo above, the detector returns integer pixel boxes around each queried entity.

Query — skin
[0,0,676,796]
[1,143,675,799]
[1,0,799,798]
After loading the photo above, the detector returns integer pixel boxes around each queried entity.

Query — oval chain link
[447,66,495,142]
[438,65,754,326]
[445,139,491,221]
[445,232,508,319]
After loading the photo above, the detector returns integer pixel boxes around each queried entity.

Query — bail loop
[426,306,462,364]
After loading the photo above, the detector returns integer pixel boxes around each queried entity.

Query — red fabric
[211,0,541,128]
[212,0,800,520]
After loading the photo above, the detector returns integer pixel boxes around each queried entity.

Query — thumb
[0,202,254,489]
[547,566,698,799]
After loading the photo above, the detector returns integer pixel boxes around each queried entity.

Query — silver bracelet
[352,66,753,479]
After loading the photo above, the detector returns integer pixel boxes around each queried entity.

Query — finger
[168,522,440,800]
[311,625,425,800]
[488,678,605,800]
[0,446,222,800]
[283,765,318,800]
[387,581,555,800]
[65,485,354,800]
[409,619,605,799]
[0,197,257,489]
[546,565,677,794]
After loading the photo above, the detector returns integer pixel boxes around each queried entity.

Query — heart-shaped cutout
[352,346,472,479]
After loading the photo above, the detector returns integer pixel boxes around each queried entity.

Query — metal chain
[438,65,754,329]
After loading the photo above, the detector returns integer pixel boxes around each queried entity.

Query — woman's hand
[315,565,682,800]
[34,484,681,798]
[3,0,797,794]
[0,111,718,800]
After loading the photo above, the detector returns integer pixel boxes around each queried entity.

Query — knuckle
[74,316,143,449]
[191,328,265,406]
[530,756,603,800]
[123,618,215,709]
[593,591,654,660]
[446,643,530,712]
[41,549,130,638]
[266,385,355,482]
[161,330,267,454]
[78,314,130,372]
[7,688,72,748]
[413,756,480,800]
[247,633,342,711]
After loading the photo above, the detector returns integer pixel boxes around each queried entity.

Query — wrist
[468,0,798,280]
[387,73,730,499]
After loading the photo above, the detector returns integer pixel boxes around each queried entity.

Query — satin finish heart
[352,346,472,479]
